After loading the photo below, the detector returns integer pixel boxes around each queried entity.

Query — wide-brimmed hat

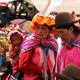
[55,12,80,29]
[29,14,55,33]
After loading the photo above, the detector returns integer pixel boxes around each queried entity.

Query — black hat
[55,12,74,29]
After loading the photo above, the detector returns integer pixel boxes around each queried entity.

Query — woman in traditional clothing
[19,14,58,80]
[55,12,80,75]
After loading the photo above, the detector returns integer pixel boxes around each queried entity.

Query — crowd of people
[0,6,80,80]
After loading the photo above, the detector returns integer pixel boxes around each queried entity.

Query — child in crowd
[8,30,24,80]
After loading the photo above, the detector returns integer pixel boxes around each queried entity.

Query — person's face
[56,29,74,43]
[11,34,22,46]
[35,24,50,39]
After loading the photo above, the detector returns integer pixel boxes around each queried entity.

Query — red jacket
[19,49,42,75]
[19,33,58,80]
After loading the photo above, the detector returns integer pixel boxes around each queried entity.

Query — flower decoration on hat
[29,15,55,31]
